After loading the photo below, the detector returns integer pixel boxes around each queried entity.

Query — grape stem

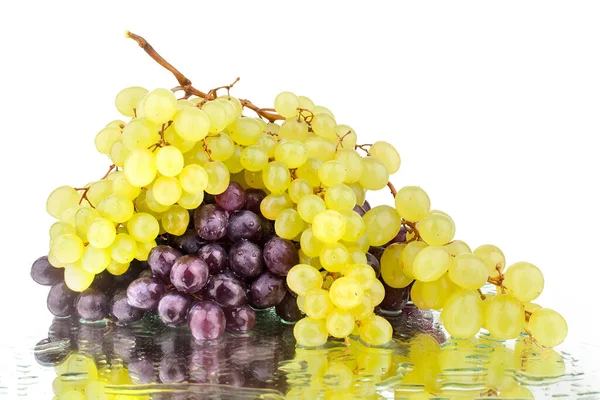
[355,143,372,153]
[126,31,284,122]
[402,219,421,242]
[477,288,486,300]
[387,181,397,197]
[74,164,116,207]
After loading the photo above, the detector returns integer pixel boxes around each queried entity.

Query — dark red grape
[47,282,76,317]
[202,274,247,307]
[194,204,229,241]
[215,182,247,212]
[148,245,182,283]
[188,301,226,341]
[275,291,303,323]
[226,210,263,242]
[353,204,366,216]
[111,289,144,325]
[158,291,192,327]
[197,243,228,275]
[378,281,410,314]
[127,277,166,311]
[224,305,256,333]
[229,240,264,279]
[362,200,371,211]
[387,225,407,245]
[369,246,386,261]
[168,229,205,254]
[91,270,115,292]
[31,256,63,286]
[248,271,286,309]
[170,255,209,294]
[366,252,381,278]
[243,189,267,214]
[263,237,299,277]
[75,288,108,321]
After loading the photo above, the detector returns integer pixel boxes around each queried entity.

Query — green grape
[214,98,237,125]
[329,277,364,309]
[127,213,159,243]
[86,180,113,207]
[107,259,130,275]
[184,145,210,166]
[335,125,357,149]
[109,140,130,168]
[51,234,84,264]
[348,182,366,206]
[204,161,230,194]
[256,134,278,157]
[441,290,483,339]
[217,95,243,119]
[344,264,376,288]
[81,246,111,274]
[363,279,385,306]
[110,233,138,264]
[335,148,363,183]
[240,145,269,171]
[178,190,204,209]
[448,253,489,290]
[312,113,337,140]
[297,194,326,223]
[164,124,195,153]
[274,92,300,118]
[528,308,568,347]
[274,140,308,168]
[368,141,401,174]
[412,246,451,282]
[152,176,182,206]
[326,309,355,338]
[359,157,389,190]
[205,133,235,161]
[343,232,370,253]
[262,161,291,193]
[177,99,195,109]
[260,193,293,220]
[145,188,171,213]
[97,195,134,223]
[320,242,350,272]
[288,179,312,203]
[485,294,525,340]
[305,136,336,161]
[142,88,177,124]
[60,205,82,226]
[115,86,148,117]
[173,107,210,141]
[161,205,189,236]
[287,264,323,296]
[380,243,413,288]
[300,229,325,258]
[304,289,334,319]
[474,244,506,278]
[155,146,184,177]
[105,119,125,130]
[86,218,116,249]
[228,117,263,145]
[348,249,367,265]
[324,184,356,211]
[111,172,141,201]
[64,262,94,292]
[341,210,365,242]
[294,317,328,347]
[314,105,334,118]
[135,239,155,261]
[122,118,159,150]
[47,252,65,269]
[351,297,374,320]
[124,149,157,187]
[312,210,346,243]
[359,315,392,346]
[363,205,402,246]
[394,186,430,222]
[418,212,456,246]
[411,274,454,310]
[296,157,323,187]
[178,164,208,194]
[275,209,305,239]
[223,146,244,174]
[504,262,544,303]
[444,240,471,257]
[401,241,427,279]
[50,222,77,239]
[75,208,101,240]
[94,127,121,155]
[46,186,80,219]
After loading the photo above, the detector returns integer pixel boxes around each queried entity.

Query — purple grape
[126,277,166,311]
[259,218,275,244]
[215,182,247,212]
[275,291,303,323]
[226,210,263,242]
[111,289,144,325]
[47,282,76,317]
[75,289,108,321]
[363,200,372,212]
[263,237,299,277]
[378,281,410,313]
[366,252,381,278]
[197,243,228,275]
[387,225,407,245]
[170,256,209,294]
[91,270,115,292]
[148,245,182,283]
[194,204,229,241]
[353,204,366,216]
[369,246,386,261]
[248,271,286,309]
[188,301,226,341]
[229,240,264,279]
[158,291,192,327]
[159,355,188,383]
[243,189,267,214]
[202,274,247,307]
[168,229,205,254]
[31,256,63,286]
[224,305,256,333]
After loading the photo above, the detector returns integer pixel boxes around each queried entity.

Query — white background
[0,0,598,370]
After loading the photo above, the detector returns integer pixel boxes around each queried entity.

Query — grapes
[503,262,544,303]
[126,277,166,311]
[287,264,323,296]
[441,290,484,339]
[363,206,402,246]
[31,256,63,286]
[194,204,229,240]
[47,282,76,317]
[188,300,226,341]
[157,291,192,327]
[197,243,228,274]
[226,210,263,242]
[170,255,209,294]
[215,182,247,211]
[229,240,264,279]
[528,308,568,347]
[263,237,299,276]
[249,271,286,309]
[223,305,257,333]
[202,274,247,307]
[75,289,108,321]
[484,294,524,340]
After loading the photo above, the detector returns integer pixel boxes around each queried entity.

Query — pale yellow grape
[178,190,204,210]
[441,290,484,339]
[304,289,334,319]
[144,188,171,213]
[300,229,325,258]
[320,242,350,272]
[380,243,413,288]
[204,161,230,194]
[359,315,393,346]
[110,234,137,264]
[262,161,291,193]
[314,105,334,117]
[287,264,323,296]
[343,232,370,254]
[127,213,159,243]
[86,218,116,249]
[324,184,356,212]
[485,294,524,340]
[115,86,148,117]
[152,176,182,206]
[178,164,208,194]
[296,295,306,313]
[444,240,471,257]
[161,205,189,236]
[349,250,368,265]
[143,88,177,124]
[504,262,544,303]
[51,234,84,264]
[294,317,328,347]
[524,302,542,314]
[74,208,101,240]
[107,260,130,276]
[274,92,300,118]
[348,182,366,206]
[155,146,184,177]
[481,294,495,330]
[97,195,134,223]
[326,309,355,338]
[239,145,268,172]
[344,264,376,287]
[275,209,305,240]
[312,210,346,243]
[394,186,430,222]
[341,210,365,242]
[173,107,210,141]
[401,241,427,279]
[351,298,374,320]
[296,158,323,187]
[412,246,452,282]
[305,136,336,161]
[164,124,195,153]
[60,205,82,227]
[224,146,244,174]
[334,148,363,184]
[297,95,315,112]
[65,262,94,292]
[177,99,195,109]
[105,119,125,130]
[81,246,111,274]
[50,222,77,239]
[474,244,506,277]
[135,240,155,261]
[329,277,364,309]
[228,117,263,145]
[122,119,159,151]
[364,279,386,306]
[94,127,121,155]
[217,95,243,118]
[47,186,80,219]
[297,194,326,223]
[363,205,402,246]
[274,140,308,169]
[418,212,456,246]
[111,172,141,201]
[109,140,130,168]
[256,134,278,158]
[312,113,337,140]
[335,125,357,149]
[47,252,65,268]
[288,179,312,203]
[369,141,401,174]
[86,180,113,207]
[528,308,568,347]
[260,193,293,220]
[359,157,389,190]
[215,98,237,125]
[124,149,157,187]
[448,253,489,290]
[205,133,235,161]
[184,145,210,165]
[411,274,455,310]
